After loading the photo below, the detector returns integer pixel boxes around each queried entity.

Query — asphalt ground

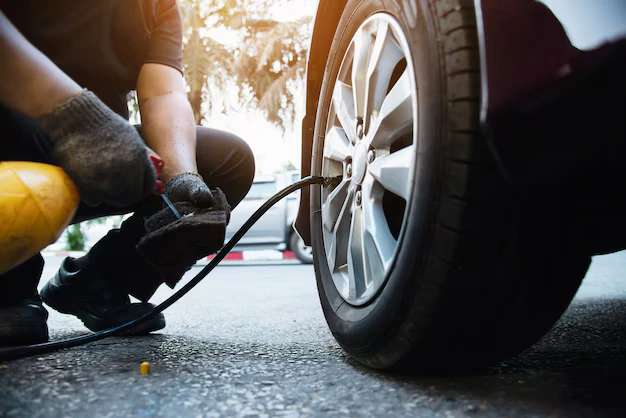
[0,252,625,417]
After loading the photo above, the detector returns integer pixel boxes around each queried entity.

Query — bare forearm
[137,63,197,183]
[138,91,197,183]
[0,11,81,118]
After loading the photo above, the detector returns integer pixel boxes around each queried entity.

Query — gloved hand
[164,172,214,206]
[137,187,230,288]
[38,90,157,207]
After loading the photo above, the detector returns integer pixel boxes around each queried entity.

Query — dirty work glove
[39,90,157,207]
[136,187,231,288]
[136,173,220,287]
[164,172,214,206]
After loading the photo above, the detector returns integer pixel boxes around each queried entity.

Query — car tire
[309,0,590,373]
[289,232,314,264]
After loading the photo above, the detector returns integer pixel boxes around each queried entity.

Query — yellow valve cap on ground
[0,162,79,275]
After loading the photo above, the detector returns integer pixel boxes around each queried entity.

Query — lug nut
[356,190,362,206]
[367,150,375,163]
[346,164,352,177]
[355,117,364,141]
[356,124,364,139]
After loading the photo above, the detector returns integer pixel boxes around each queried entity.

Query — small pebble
[464,405,478,413]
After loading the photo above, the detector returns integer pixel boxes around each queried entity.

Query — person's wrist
[161,170,197,185]
[160,165,202,184]
[29,85,83,119]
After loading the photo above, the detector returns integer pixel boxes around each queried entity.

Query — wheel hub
[352,143,367,184]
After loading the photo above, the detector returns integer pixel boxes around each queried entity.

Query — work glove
[137,173,224,288]
[137,186,230,288]
[164,172,214,206]
[38,90,157,207]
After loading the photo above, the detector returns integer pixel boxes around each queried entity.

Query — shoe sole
[40,281,165,336]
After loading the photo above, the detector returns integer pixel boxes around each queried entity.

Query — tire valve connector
[323,176,342,187]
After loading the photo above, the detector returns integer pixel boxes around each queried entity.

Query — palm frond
[254,18,311,69]
[257,62,304,127]
[178,0,312,128]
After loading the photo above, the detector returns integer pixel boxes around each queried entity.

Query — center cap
[352,143,367,184]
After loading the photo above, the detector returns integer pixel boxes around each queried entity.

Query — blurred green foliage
[65,224,85,251]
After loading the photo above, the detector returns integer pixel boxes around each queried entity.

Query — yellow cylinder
[0,161,79,274]
[140,362,150,375]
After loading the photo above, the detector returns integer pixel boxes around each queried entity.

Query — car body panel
[475,0,626,124]
[228,175,286,244]
[225,172,301,251]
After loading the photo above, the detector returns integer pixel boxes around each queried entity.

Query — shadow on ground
[340,298,626,417]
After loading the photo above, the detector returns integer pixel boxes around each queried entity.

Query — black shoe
[0,297,49,345]
[40,258,165,335]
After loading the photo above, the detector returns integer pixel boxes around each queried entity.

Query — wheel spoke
[361,181,396,283]
[322,179,350,232]
[366,22,390,79]
[347,205,366,300]
[323,127,351,162]
[351,27,371,120]
[367,145,415,200]
[323,186,353,273]
[365,22,404,130]
[332,82,356,142]
[368,70,413,149]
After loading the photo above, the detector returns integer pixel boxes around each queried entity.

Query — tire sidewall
[311,0,445,357]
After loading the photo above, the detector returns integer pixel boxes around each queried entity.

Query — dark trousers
[0,106,255,304]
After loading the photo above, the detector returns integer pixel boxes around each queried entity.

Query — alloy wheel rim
[321,13,417,306]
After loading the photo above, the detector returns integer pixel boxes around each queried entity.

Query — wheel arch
[295,0,349,245]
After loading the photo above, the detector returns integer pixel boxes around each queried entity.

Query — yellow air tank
[0,162,79,274]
